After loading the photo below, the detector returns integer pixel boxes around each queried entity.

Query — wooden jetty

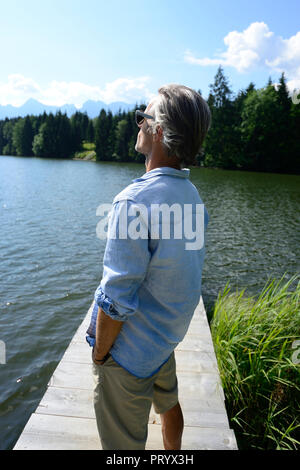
[14,297,238,450]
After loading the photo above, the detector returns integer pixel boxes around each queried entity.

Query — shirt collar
[132,166,190,183]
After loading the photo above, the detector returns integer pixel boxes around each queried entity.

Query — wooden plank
[33,385,227,424]
[176,350,219,373]
[13,413,236,451]
[147,425,237,451]
[149,406,229,429]
[59,341,219,372]
[35,387,95,419]
[176,335,215,352]
[49,361,225,401]
[13,414,101,450]
[59,342,219,376]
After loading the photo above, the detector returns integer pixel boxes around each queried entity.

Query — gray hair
[147,84,211,166]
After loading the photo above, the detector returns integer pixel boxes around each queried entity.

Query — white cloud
[184,22,300,93]
[0,74,41,106]
[99,77,156,105]
[0,75,155,107]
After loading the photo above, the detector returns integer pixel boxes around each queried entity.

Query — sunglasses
[135,110,155,127]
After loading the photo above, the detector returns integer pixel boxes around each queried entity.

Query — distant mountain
[0,98,137,120]
[79,99,136,118]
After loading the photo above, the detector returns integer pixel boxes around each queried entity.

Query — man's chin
[135,145,146,157]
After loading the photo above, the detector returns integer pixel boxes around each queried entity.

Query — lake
[0,155,299,449]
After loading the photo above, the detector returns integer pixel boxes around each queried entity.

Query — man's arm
[92,307,123,364]
[91,199,150,364]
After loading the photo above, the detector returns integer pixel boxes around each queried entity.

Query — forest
[0,66,299,174]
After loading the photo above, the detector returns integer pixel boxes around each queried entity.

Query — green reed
[210,273,300,450]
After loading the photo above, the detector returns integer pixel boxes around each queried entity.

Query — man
[86,84,211,450]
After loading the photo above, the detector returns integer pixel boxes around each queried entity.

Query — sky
[0,0,299,108]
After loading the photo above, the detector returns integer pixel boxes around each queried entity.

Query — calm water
[0,155,299,449]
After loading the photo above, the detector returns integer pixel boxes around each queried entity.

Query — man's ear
[154,125,163,142]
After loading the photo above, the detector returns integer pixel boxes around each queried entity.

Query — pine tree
[2,120,16,155]
[289,101,300,173]
[87,119,94,142]
[275,72,292,172]
[32,113,57,157]
[114,119,129,161]
[70,112,84,152]
[56,111,72,158]
[204,65,236,168]
[95,109,109,161]
[81,112,89,141]
[241,85,282,172]
[209,65,233,108]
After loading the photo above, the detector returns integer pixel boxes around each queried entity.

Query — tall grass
[210,273,300,449]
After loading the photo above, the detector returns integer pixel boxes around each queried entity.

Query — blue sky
[0,0,299,107]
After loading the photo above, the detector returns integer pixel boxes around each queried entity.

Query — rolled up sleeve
[94,199,151,321]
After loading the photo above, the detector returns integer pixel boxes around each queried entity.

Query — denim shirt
[86,166,209,378]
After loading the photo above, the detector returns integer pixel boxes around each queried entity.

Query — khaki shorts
[92,352,178,450]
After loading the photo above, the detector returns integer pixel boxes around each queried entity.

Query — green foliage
[203,68,300,174]
[12,116,34,156]
[87,119,94,142]
[210,273,300,449]
[95,109,111,161]
[32,112,73,158]
[0,111,90,159]
[94,106,143,163]
[239,83,291,172]
[1,119,17,155]
[114,119,129,161]
[73,141,96,160]
[70,111,89,151]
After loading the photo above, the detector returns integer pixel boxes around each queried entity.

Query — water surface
[0,155,299,449]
